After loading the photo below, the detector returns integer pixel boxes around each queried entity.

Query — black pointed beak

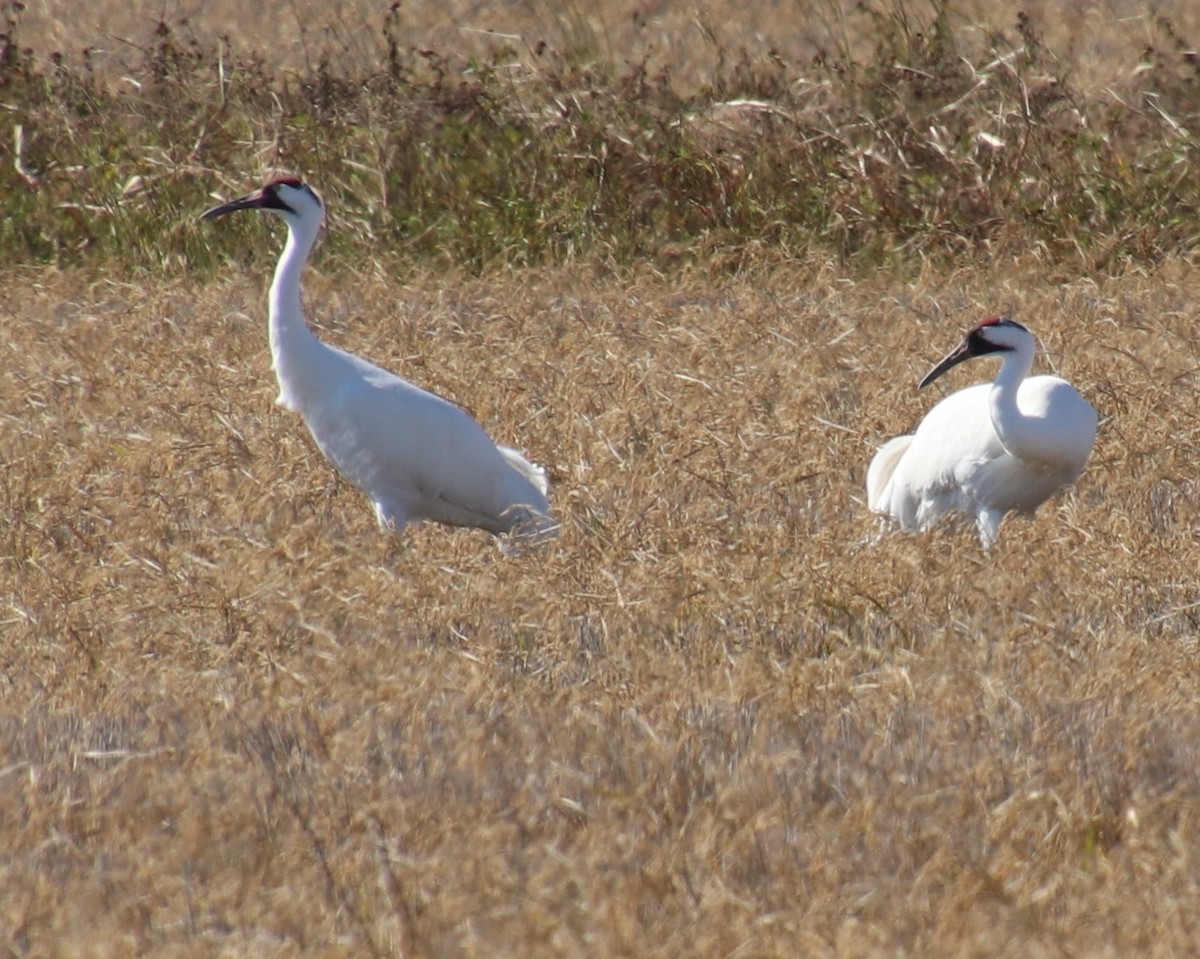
[919,337,973,389]
[200,189,267,221]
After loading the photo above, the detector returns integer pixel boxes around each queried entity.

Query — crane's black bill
[200,185,295,221]
[918,338,973,389]
[200,192,264,221]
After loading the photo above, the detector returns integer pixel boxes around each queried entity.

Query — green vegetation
[3,0,1200,274]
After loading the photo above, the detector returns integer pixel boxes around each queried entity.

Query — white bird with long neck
[201,177,556,549]
[867,316,1097,547]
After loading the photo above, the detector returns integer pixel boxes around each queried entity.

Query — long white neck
[987,337,1040,462]
[267,214,326,411]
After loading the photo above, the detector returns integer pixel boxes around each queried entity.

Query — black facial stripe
[968,329,1011,355]
[261,188,295,214]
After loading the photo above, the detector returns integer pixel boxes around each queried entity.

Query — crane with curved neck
[868,315,1097,548]
[201,177,557,550]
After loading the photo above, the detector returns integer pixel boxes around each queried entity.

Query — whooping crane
[200,177,557,549]
[866,316,1097,548]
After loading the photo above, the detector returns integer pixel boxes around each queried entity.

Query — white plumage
[201,177,556,548]
[867,316,1097,547]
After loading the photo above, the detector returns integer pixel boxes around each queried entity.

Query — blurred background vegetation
[3,0,1200,276]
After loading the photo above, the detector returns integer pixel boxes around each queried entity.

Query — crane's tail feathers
[493,445,555,554]
[498,507,559,556]
[866,435,913,512]
[498,445,550,496]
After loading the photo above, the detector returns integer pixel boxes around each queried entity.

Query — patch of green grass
[2,1,1200,276]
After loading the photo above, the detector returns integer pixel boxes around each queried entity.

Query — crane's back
[291,343,552,535]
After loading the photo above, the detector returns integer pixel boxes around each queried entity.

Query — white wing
[299,345,552,534]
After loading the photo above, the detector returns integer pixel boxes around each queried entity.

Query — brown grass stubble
[20,0,1200,95]
[2,250,1199,955]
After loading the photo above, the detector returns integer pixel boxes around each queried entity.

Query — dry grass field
[3,1,1200,957]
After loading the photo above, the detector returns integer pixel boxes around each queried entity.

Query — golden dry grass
[4,250,1200,956]
[3,1,1200,956]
